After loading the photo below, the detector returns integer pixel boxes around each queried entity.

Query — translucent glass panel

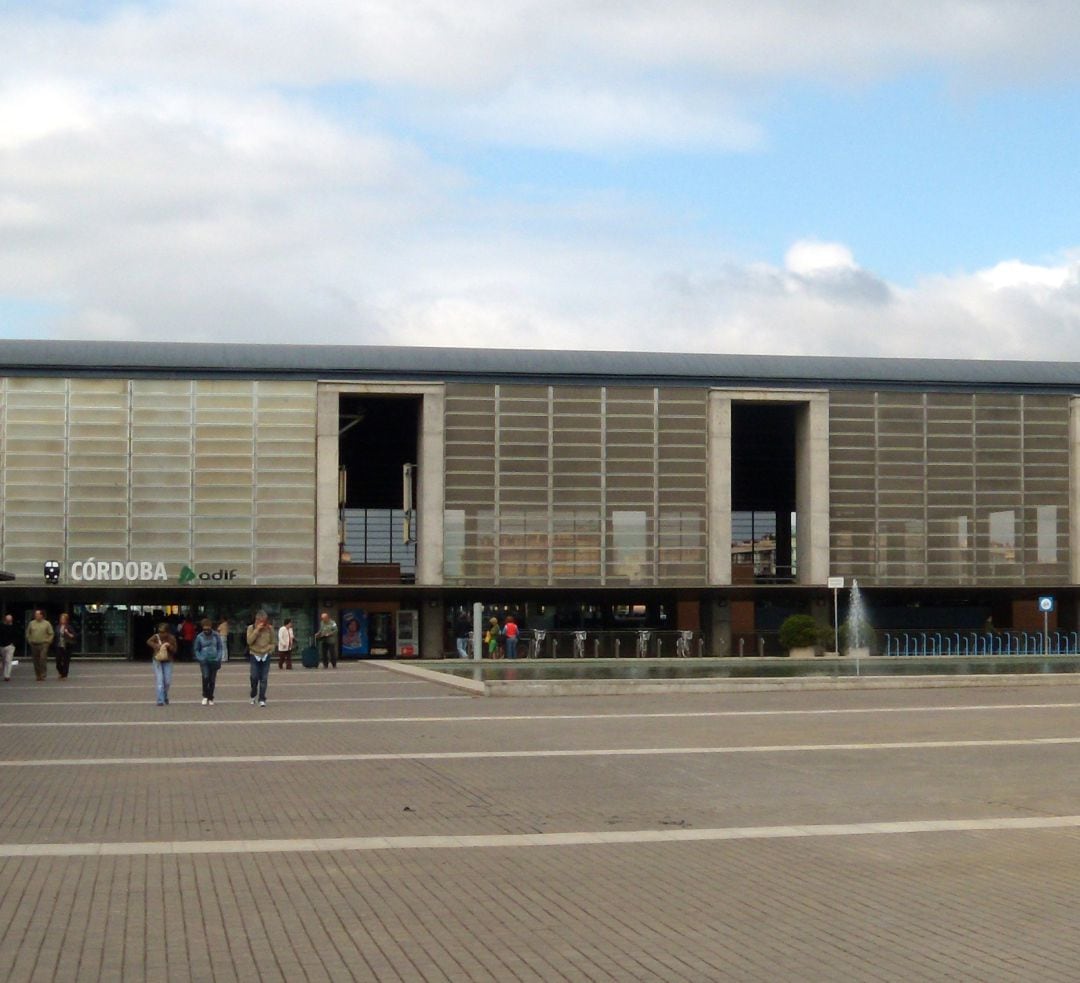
[132,380,193,564]
[442,383,707,586]
[552,510,602,579]
[68,379,131,558]
[609,510,648,581]
[1,378,67,578]
[1037,505,1058,564]
[253,383,317,583]
[0,377,317,585]
[829,390,1069,586]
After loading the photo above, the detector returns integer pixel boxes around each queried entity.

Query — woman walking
[147,623,177,706]
[54,612,77,680]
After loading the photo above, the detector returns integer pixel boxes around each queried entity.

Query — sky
[2,0,1080,360]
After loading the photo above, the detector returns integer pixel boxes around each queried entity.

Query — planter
[846,646,871,659]
[788,646,817,659]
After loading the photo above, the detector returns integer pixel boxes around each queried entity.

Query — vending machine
[395,609,419,658]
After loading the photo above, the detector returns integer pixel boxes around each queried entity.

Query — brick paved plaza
[2,661,1080,981]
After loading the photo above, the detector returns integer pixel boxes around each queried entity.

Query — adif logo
[179,566,238,584]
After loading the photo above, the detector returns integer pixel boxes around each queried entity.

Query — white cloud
[5,2,1080,154]
[784,240,858,275]
[1,3,1079,359]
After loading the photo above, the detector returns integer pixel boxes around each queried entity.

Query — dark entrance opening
[339,395,421,581]
[731,402,799,583]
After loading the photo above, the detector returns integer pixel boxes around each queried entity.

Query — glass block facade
[829,390,1070,586]
[443,383,708,587]
[0,378,317,585]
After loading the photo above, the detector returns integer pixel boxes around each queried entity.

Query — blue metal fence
[882,631,1080,656]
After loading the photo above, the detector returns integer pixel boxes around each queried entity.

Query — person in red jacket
[503,615,520,660]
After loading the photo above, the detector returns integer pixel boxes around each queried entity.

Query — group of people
[454,612,520,659]
[0,609,78,683]
[145,612,307,706]
[0,605,342,708]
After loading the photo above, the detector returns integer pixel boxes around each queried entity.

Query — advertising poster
[340,609,369,658]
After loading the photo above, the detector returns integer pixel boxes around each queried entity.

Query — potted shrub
[778,614,822,658]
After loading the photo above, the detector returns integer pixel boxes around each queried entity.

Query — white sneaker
[259,701,266,707]
[207,700,214,706]
[251,698,256,705]
[201,697,208,706]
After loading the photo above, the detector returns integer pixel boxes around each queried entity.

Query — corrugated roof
[1,339,1079,390]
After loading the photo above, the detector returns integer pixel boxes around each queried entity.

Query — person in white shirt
[277,618,295,670]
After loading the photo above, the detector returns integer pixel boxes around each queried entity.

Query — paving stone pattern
[2,662,1080,981]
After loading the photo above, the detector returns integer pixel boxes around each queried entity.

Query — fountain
[844,579,872,661]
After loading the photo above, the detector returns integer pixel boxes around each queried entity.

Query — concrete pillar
[416,388,446,586]
[707,393,732,585]
[796,394,831,585]
[709,597,732,657]
[420,601,445,660]
[315,386,341,585]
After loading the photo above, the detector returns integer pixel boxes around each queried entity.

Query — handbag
[152,634,170,662]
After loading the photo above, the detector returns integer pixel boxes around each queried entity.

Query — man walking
[0,613,19,681]
[315,610,338,668]
[25,609,54,682]
[194,618,224,705]
[247,610,275,706]
[277,617,295,670]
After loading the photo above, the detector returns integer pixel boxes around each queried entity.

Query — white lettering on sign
[70,559,168,582]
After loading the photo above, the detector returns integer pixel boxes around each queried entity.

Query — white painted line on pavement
[0,695,464,708]
[0,678,419,690]
[4,734,1080,767]
[4,814,1080,858]
[4,701,1080,727]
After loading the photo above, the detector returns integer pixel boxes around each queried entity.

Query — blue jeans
[505,635,518,659]
[200,661,219,700]
[152,660,173,703]
[456,636,470,658]
[250,656,270,701]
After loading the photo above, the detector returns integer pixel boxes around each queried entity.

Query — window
[1036,506,1057,565]
[610,510,648,581]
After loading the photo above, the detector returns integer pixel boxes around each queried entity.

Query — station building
[0,339,1077,658]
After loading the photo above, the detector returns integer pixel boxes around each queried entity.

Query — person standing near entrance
[26,610,54,682]
[277,618,295,670]
[194,618,224,705]
[179,616,196,661]
[454,611,471,659]
[247,610,275,706]
[315,611,338,668]
[54,612,76,680]
[147,623,177,706]
[0,613,19,681]
[503,615,520,660]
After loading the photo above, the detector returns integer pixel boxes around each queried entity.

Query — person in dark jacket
[194,618,225,706]
[54,612,77,680]
[0,613,19,681]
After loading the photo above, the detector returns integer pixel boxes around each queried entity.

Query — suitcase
[301,645,319,669]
